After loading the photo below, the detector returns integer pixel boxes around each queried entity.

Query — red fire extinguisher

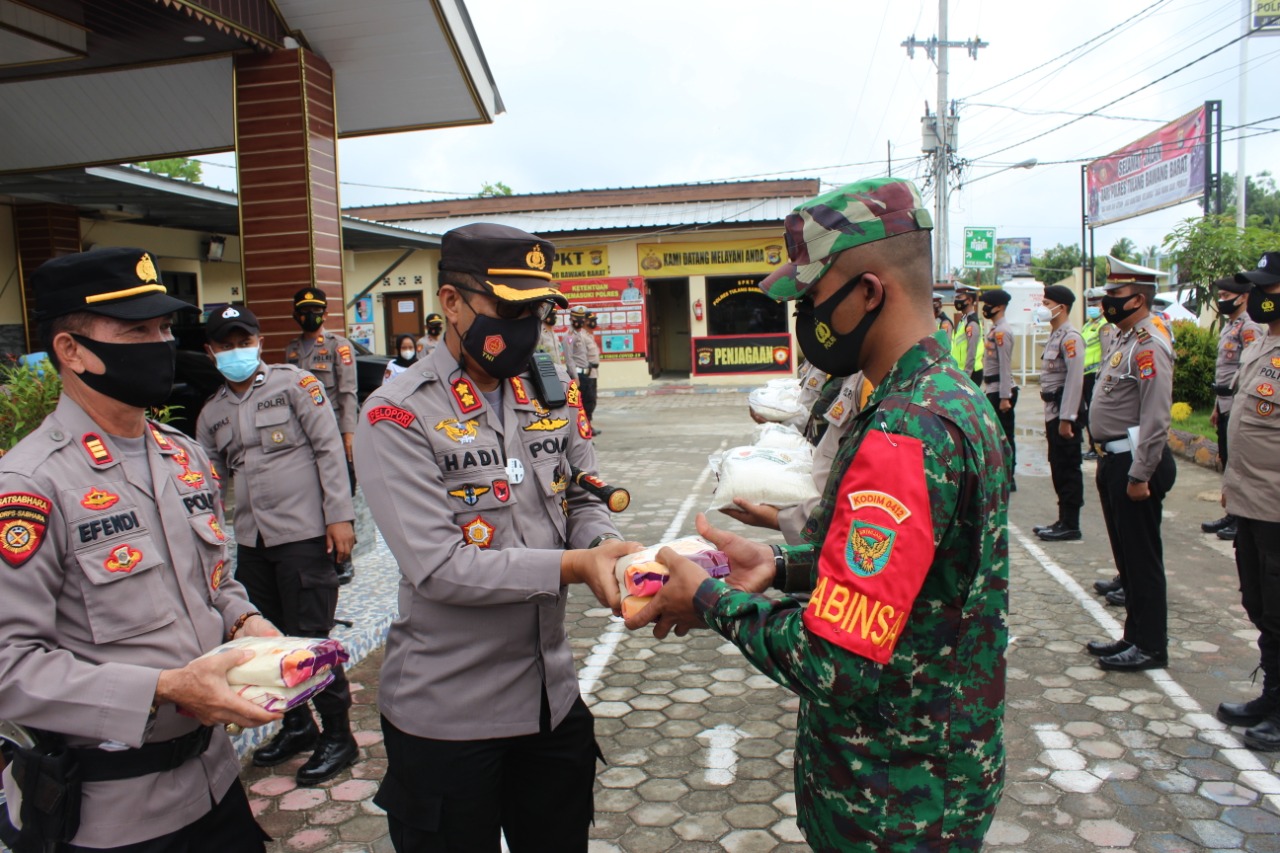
[693,298,703,321]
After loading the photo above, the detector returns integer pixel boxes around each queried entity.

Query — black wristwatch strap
[589,533,621,549]
[770,545,787,591]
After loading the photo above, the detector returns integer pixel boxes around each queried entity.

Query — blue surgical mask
[215,346,260,382]
[1086,306,1101,320]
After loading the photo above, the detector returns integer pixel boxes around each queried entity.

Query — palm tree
[1144,245,1160,269]
[1109,237,1139,263]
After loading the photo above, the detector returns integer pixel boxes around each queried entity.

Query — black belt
[1040,388,1064,403]
[1214,384,1235,396]
[983,374,998,383]
[72,726,213,783]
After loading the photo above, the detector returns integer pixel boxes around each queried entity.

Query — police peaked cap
[439,223,568,308]
[33,247,191,321]
[294,287,327,309]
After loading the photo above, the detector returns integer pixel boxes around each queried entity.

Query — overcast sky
[204,0,1279,269]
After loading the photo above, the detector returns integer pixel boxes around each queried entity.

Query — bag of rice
[754,422,810,450]
[747,378,806,423]
[707,445,817,512]
[615,536,730,621]
[197,636,349,712]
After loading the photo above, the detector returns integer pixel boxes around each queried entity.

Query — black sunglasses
[454,286,554,321]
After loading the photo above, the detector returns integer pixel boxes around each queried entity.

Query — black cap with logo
[294,287,327,309]
[32,247,191,321]
[205,305,260,341]
[439,223,569,308]
[1235,252,1280,287]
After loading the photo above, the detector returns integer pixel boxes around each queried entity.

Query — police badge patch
[0,492,51,568]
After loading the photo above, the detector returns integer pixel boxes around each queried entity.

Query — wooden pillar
[14,203,82,351]
[234,48,343,359]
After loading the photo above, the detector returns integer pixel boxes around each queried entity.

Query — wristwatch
[770,545,787,591]
[589,533,621,549]
[1127,476,1144,485]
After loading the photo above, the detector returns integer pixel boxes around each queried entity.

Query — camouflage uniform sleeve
[697,407,963,708]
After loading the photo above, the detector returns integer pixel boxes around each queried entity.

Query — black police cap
[1235,252,1280,287]
[426,312,444,324]
[979,289,1011,307]
[205,305,260,342]
[1042,284,1076,307]
[1217,276,1252,295]
[439,223,569,309]
[32,248,191,322]
[294,287,327,309]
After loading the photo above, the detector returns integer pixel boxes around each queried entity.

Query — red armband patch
[1136,350,1155,380]
[0,492,52,568]
[367,405,417,429]
[802,430,935,664]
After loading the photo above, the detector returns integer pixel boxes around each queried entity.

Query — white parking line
[1011,522,1280,805]
[578,440,728,700]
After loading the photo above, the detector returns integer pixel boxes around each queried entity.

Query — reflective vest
[1082,318,1104,374]
[950,314,985,371]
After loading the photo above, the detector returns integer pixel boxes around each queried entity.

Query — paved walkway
[193,393,1280,850]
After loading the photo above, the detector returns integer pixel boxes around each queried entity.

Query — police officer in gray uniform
[1217,252,1280,748]
[284,287,358,584]
[564,305,601,432]
[1034,285,1087,541]
[980,288,1018,489]
[196,306,358,785]
[1202,276,1265,541]
[418,312,445,356]
[354,224,636,852]
[0,248,280,851]
[1084,266,1176,672]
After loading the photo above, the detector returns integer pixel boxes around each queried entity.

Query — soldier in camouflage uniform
[627,178,1008,852]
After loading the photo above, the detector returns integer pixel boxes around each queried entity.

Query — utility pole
[903,0,988,285]
[1238,0,1250,230]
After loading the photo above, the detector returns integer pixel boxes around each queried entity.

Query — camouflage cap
[758,177,933,302]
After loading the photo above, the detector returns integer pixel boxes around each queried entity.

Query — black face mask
[427,323,444,336]
[72,335,176,408]
[1216,296,1243,316]
[1101,293,1140,324]
[296,313,324,333]
[953,300,968,313]
[459,301,541,379]
[793,273,881,377]
[981,305,997,320]
[1247,287,1280,325]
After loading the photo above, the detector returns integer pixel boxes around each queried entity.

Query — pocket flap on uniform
[188,512,229,547]
[253,407,292,428]
[75,536,164,586]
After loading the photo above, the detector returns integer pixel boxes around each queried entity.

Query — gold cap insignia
[526,245,547,271]
[136,254,158,283]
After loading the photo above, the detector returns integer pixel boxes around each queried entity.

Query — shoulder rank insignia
[148,425,175,452]
[82,433,113,465]
[452,378,482,414]
[367,405,417,429]
[81,488,120,511]
[566,381,582,409]
[448,484,491,506]
[435,418,479,443]
[509,377,531,405]
[1136,327,1152,344]
[461,515,495,549]
[0,492,52,568]
[523,416,569,432]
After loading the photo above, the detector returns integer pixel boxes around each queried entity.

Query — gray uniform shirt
[354,343,619,740]
[1040,322,1086,422]
[196,364,354,547]
[1224,333,1280,521]
[1089,315,1174,482]
[982,317,1015,399]
[564,327,596,378]
[0,397,256,848]
[417,333,443,356]
[777,373,867,544]
[1216,315,1265,416]
[536,324,566,367]
[284,330,358,435]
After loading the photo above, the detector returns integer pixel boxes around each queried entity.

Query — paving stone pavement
[233,391,1280,851]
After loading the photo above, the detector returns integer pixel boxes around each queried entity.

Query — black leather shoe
[1086,638,1132,657]
[1082,449,1099,461]
[253,709,318,767]
[1218,695,1277,727]
[296,713,358,785]
[1093,576,1122,595]
[1033,521,1062,535]
[1202,515,1235,534]
[336,559,355,586]
[1105,588,1127,607]
[1217,523,1237,541]
[1099,645,1167,671]
[1244,718,1280,751]
[1039,526,1082,542]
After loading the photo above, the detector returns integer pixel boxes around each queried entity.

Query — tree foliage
[1170,320,1217,411]
[1161,214,1275,307]
[1108,237,1139,263]
[133,158,202,183]
[478,181,513,197]
[1205,171,1280,230]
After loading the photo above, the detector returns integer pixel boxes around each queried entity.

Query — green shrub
[0,358,63,454]
[1171,320,1217,411]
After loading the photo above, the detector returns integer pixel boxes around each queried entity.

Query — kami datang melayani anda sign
[636,238,787,277]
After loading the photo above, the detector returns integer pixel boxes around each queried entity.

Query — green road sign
[964,227,996,269]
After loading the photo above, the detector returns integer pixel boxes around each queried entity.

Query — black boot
[1202,514,1236,534]
[252,707,318,767]
[1093,575,1122,595]
[1105,588,1126,607]
[296,711,358,785]
[1245,714,1280,751]
[1218,692,1279,727]
[1033,521,1062,535]
[1217,522,1238,541]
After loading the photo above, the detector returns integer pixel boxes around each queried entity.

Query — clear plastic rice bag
[706,445,817,512]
